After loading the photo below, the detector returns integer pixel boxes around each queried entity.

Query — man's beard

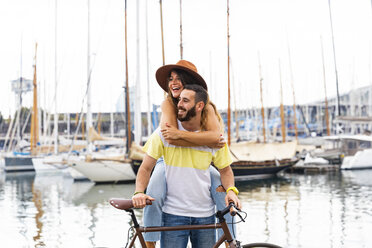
[177,105,196,122]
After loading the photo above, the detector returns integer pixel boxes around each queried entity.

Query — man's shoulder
[145,128,163,144]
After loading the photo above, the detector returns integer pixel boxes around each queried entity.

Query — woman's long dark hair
[166,69,223,131]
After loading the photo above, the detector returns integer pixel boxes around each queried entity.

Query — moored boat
[229,140,298,180]
[69,158,136,183]
[3,153,35,172]
[324,135,372,170]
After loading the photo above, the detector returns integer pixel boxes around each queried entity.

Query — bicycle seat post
[126,209,140,228]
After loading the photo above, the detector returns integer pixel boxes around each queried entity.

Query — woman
[157,60,223,148]
[143,60,235,246]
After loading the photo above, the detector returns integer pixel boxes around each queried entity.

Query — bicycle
[109,198,282,248]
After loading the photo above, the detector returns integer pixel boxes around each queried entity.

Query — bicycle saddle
[109,198,152,210]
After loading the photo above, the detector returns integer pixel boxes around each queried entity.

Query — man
[132,84,241,248]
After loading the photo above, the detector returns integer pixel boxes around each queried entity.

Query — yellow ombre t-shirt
[143,121,232,217]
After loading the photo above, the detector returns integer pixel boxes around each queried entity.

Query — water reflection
[1,171,372,247]
[32,180,44,247]
[235,172,372,248]
[1,172,36,247]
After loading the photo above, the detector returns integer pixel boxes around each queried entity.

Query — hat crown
[155,59,207,92]
[176,60,198,73]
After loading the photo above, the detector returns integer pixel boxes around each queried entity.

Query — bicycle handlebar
[218,202,238,217]
[109,198,152,211]
[109,198,243,222]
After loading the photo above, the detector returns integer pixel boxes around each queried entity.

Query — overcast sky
[0,0,371,118]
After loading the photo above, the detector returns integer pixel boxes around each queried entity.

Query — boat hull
[4,156,35,172]
[231,159,297,181]
[341,149,372,170]
[131,158,296,181]
[70,160,136,183]
[32,156,64,173]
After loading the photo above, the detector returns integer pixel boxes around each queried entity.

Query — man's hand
[132,193,155,208]
[161,123,181,140]
[225,190,242,210]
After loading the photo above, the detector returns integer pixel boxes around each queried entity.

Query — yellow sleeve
[143,131,164,160]
[212,144,233,169]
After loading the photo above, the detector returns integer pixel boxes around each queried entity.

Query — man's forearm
[219,165,235,189]
[219,165,241,208]
[135,167,151,192]
[135,155,157,193]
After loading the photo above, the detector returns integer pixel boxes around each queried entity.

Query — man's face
[177,89,197,122]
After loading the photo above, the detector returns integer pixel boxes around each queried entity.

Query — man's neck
[179,116,201,132]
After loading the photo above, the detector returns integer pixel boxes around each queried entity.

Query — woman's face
[168,71,184,98]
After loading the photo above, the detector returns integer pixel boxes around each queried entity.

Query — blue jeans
[161,212,215,248]
[143,158,236,242]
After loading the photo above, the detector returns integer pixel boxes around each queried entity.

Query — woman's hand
[209,135,226,149]
[161,123,182,140]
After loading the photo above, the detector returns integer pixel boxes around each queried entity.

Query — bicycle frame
[111,199,282,248]
[125,208,237,248]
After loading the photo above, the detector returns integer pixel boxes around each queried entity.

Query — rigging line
[298,106,313,134]
[21,110,32,137]
[47,0,112,118]
[65,1,113,157]
[66,50,99,158]
[328,0,341,116]
[88,0,113,71]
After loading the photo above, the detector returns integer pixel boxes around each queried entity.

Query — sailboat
[229,141,298,180]
[68,0,137,183]
[2,44,40,172]
[226,56,298,180]
[68,127,137,183]
[222,2,297,180]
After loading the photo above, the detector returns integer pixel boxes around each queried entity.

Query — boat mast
[370,42,372,117]
[370,1,372,117]
[258,52,266,143]
[279,59,286,142]
[97,113,101,134]
[54,0,58,154]
[86,0,93,153]
[287,41,298,141]
[227,0,231,146]
[160,0,165,66]
[328,0,341,116]
[134,0,142,145]
[124,0,132,154]
[31,43,39,154]
[179,0,183,59]
[231,59,239,141]
[320,36,331,136]
[145,0,152,137]
[160,0,166,99]
[17,38,23,143]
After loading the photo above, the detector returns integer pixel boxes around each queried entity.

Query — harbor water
[1,170,372,248]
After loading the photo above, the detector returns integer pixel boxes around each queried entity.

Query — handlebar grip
[109,198,152,210]
[218,202,238,218]
[230,205,238,216]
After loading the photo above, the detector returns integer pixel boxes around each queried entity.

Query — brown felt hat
[155,60,208,92]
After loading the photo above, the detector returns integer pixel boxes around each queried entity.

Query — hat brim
[156,64,208,92]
